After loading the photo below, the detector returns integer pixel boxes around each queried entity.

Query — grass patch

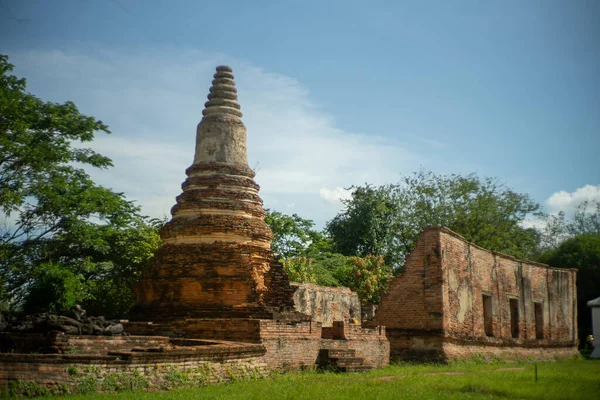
[25,359,600,399]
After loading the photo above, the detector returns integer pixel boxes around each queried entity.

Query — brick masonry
[131,67,297,321]
[0,337,269,395]
[0,332,170,354]
[376,227,579,361]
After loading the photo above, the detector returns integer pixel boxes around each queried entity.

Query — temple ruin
[376,227,579,361]
[125,66,388,370]
[131,65,297,321]
[0,66,580,394]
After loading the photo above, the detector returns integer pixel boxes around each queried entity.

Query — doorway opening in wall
[534,302,544,339]
[483,295,493,337]
[509,298,519,338]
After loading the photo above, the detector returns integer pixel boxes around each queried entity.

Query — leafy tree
[281,252,391,306]
[265,209,330,260]
[266,209,391,304]
[568,201,600,237]
[0,54,160,317]
[281,257,318,285]
[325,185,400,267]
[537,211,570,251]
[327,171,540,271]
[343,255,392,306]
[540,234,600,349]
[537,201,600,251]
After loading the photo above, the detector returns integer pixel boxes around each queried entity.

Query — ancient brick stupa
[132,66,296,321]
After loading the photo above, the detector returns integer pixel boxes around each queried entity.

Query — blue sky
[1,0,599,228]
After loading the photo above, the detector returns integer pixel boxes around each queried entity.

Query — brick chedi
[132,66,296,320]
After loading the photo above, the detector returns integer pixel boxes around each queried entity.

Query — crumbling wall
[257,319,323,370]
[0,341,268,395]
[320,321,389,368]
[375,228,445,360]
[376,227,578,361]
[291,283,361,327]
[440,228,577,348]
[0,332,170,354]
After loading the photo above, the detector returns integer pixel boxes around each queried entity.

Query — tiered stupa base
[132,162,298,321]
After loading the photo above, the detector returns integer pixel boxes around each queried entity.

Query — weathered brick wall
[0,332,170,354]
[257,320,323,370]
[376,228,444,331]
[376,227,578,361]
[0,356,269,395]
[125,318,326,370]
[0,340,268,395]
[291,283,361,327]
[441,342,579,360]
[439,228,578,348]
[384,330,444,361]
[124,319,263,343]
[375,228,444,359]
[319,322,389,368]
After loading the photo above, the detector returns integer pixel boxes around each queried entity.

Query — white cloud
[520,216,547,231]
[546,185,600,214]
[9,48,430,225]
[520,184,600,235]
[320,187,353,205]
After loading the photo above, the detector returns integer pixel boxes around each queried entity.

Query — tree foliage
[540,234,600,348]
[266,209,392,305]
[265,209,330,260]
[327,171,540,271]
[341,255,392,306]
[0,54,160,317]
[537,201,600,251]
[280,253,391,306]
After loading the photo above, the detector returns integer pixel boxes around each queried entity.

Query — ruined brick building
[126,66,388,369]
[127,65,578,363]
[0,66,578,392]
[376,227,579,361]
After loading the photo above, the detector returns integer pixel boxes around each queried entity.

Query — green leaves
[327,171,541,271]
[265,209,330,260]
[22,263,88,315]
[0,54,160,317]
[541,234,600,346]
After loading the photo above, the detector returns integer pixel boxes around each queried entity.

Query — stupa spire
[202,66,243,119]
[131,65,297,321]
[194,66,248,166]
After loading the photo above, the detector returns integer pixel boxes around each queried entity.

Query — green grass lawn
[34,359,600,400]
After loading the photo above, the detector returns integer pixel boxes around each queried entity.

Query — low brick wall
[320,322,389,368]
[442,342,580,361]
[125,318,327,370]
[0,332,171,355]
[386,328,580,362]
[258,319,323,370]
[0,340,267,395]
[0,317,391,395]
[124,319,262,343]
[66,335,170,354]
[386,329,445,361]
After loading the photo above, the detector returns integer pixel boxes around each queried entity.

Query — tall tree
[0,54,160,317]
[327,171,540,271]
